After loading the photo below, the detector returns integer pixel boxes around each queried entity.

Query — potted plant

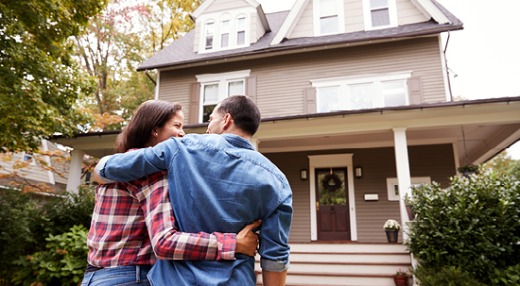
[393,269,408,286]
[383,219,401,243]
[457,164,479,177]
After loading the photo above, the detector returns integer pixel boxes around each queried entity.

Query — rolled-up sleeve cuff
[95,156,116,183]
[260,258,289,272]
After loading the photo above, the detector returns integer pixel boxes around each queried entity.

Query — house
[54,0,520,284]
[0,139,70,193]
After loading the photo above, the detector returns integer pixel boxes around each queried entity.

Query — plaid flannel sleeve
[135,172,236,260]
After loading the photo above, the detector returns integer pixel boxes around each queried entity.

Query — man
[95,95,292,285]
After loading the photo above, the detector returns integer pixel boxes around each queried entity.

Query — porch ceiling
[52,98,520,164]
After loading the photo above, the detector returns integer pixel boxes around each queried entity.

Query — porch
[255,242,413,286]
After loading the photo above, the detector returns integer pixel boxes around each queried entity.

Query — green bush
[412,265,485,286]
[407,172,520,284]
[12,225,89,286]
[0,186,94,284]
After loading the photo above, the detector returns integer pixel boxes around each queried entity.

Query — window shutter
[304,88,317,114]
[189,83,200,124]
[407,77,422,105]
[246,75,257,102]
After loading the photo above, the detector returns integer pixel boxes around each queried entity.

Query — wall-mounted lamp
[354,166,363,178]
[300,169,308,180]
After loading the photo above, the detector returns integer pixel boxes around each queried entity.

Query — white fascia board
[412,0,451,24]
[270,0,309,45]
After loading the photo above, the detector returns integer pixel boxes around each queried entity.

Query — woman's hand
[235,220,262,257]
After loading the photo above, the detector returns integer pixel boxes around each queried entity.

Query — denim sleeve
[98,138,176,182]
[259,184,293,272]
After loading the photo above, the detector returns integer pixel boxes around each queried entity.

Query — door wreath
[321,173,342,192]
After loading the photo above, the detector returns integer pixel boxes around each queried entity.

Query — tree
[73,0,202,131]
[483,151,520,178]
[0,0,107,152]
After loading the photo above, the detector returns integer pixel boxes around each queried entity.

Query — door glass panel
[317,169,346,205]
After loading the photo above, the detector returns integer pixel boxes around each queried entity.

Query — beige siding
[288,0,429,39]
[289,0,314,38]
[159,37,446,120]
[46,141,70,185]
[397,0,429,25]
[265,144,455,243]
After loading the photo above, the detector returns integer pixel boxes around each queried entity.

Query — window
[314,0,344,35]
[364,0,397,29]
[204,21,215,50]
[22,152,36,166]
[198,11,250,53]
[312,73,411,112]
[220,19,230,48]
[196,70,250,122]
[386,177,431,201]
[236,16,246,46]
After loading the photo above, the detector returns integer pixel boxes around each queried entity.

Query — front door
[316,168,350,240]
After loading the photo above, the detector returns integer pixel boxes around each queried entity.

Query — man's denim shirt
[97,134,293,285]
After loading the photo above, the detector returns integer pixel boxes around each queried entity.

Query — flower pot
[393,275,407,286]
[385,230,398,243]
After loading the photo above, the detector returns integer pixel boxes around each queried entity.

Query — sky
[257,0,520,159]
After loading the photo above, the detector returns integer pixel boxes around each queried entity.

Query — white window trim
[197,8,252,53]
[313,0,345,36]
[196,70,251,122]
[311,72,412,112]
[386,176,431,201]
[362,0,398,30]
[21,152,37,166]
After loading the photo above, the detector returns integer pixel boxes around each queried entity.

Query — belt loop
[136,265,141,282]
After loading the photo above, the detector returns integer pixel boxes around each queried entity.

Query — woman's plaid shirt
[87,171,236,267]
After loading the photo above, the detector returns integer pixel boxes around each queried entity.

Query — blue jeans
[81,265,151,286]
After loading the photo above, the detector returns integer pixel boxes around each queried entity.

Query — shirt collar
[222,134,254,150]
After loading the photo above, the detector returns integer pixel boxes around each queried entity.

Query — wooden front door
[316,168,351,240]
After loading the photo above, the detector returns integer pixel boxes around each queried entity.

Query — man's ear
[222,113,233,130]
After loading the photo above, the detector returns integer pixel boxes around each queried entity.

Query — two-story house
[54,0,520,284]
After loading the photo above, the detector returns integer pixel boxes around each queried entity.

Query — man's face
[206,108,225,134]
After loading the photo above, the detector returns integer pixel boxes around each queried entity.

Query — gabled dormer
[192,0,270,53]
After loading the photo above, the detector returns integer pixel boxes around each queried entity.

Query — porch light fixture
[355,166,363,178]
[300,169,308,180]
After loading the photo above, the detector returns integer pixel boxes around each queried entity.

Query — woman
[82,100,259,286]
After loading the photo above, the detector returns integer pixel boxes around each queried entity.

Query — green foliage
[12,225,89,286]
[0,187,95,284]
[484,152,520,178]
[0,189,48,278]
[490,263,520,286]
[413,265,485,286]
[407,172,520,284]
[0,0,106,152]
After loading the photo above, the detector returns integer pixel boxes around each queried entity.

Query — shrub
[407,172,520,284]
[12,225,89,286]
[413,265,485,286]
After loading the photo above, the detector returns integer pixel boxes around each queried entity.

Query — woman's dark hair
[216,95,261,135]
[115,100,182,152]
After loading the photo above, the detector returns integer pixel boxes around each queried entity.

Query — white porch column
[392,128,412,241]
[67,149,84,194]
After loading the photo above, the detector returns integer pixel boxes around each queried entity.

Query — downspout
[443,32,454,102]
[144,70,159,100]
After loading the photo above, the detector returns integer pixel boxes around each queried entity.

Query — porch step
[255,243,412,286]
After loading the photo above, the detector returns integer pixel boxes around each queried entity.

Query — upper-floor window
[199,11,249,53]
[196,70,250,122]
[311,72,411,112]
[220,19,230,48]
[236,16,246,45]
[204,21,215,50]
[363,0,397,29]
[314,0,345,36]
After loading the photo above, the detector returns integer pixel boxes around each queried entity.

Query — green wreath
[321,173,342,193]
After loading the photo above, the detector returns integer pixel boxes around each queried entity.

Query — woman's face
[153,110,185,145]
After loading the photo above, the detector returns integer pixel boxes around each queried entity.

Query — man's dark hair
[216,95,261,136]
